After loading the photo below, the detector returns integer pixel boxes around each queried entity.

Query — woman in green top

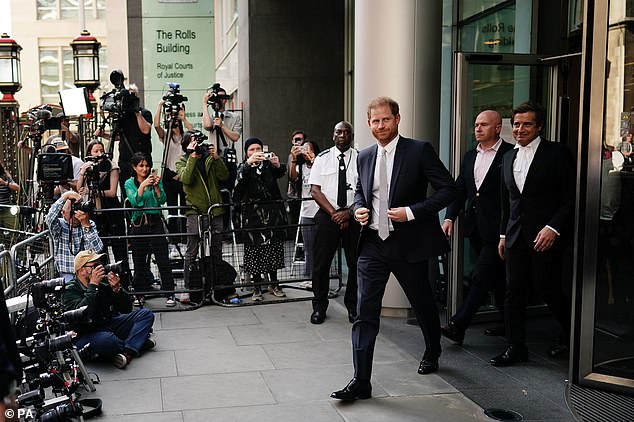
[124,152,175,307]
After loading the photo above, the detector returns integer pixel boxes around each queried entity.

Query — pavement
[81,295,491,421]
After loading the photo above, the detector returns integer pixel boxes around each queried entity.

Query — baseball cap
[74,250,106,273]
[47,136,69,151]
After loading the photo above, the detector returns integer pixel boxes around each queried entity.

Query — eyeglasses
[83,263,99,269]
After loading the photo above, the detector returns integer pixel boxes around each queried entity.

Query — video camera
[26,106,61,134]
[207,83,230,112]
[163,82,188,121]
[99,69,140,118]
[186,130,211,156]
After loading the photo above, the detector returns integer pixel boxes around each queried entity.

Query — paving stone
[87,350,177,381]
[372,360,458,396]
[230,321,318,345]
[92,378,163,414]
[183,402,343,422]
[160,307,259,329]
[153,326,238,350]
[174,345,274,375]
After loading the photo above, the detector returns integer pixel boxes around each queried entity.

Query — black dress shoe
[310,310,325,324]
[547,342,569,358]
[417,358,439,375]
[441,321,465,346]
[330,378,372,400]
[489,344,529,367]
[483,325,505,337]
[348,310,357,323]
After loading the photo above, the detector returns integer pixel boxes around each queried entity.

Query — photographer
[0,160,20,230]
[175,131,229,303]
[45,112,80,157]
[77,140,131,288]
[124,152,175,307]
[45,190,103,282]
[233,138,287,300]
[202,84,242,191]
[154,97,193,254]
[95,82,153,199]
[289,139,320,278]
[62,250,155,369]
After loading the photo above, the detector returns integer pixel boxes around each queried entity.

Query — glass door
[448,52,560,322]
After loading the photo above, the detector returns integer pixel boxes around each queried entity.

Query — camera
[263,152,274,160]
[163,82,188,121]
[70,198,95,215]
[100,70,140,117]
[103,260,123,274]
[186,130,210,155]
[207,83,230,112]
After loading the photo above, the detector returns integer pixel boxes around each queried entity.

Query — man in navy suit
[441,110,513,345]
[490,102,575,366]
[331,96,457,401]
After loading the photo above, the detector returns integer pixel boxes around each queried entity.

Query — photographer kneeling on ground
[45,190,103,282]
[62,250,155,369]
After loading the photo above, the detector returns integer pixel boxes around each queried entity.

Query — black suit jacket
[446,140,514,243]
[354,137,458,262]
[500,139,575,248]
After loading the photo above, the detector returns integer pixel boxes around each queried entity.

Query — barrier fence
[1,198,345,310]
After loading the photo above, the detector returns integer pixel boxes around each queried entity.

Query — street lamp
[70,30,101,95]
[0,33,22,102]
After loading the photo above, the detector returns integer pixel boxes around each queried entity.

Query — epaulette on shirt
[317,149,331,158]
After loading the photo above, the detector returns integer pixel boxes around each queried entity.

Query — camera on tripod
[163,82,188,120]
[207,83,230,112]
[100,70,140,118]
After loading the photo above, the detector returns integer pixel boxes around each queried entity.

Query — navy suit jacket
[354,137,458,262]
[500,139,576,248]
[446,140,514,243]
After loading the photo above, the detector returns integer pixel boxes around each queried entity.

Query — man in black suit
[331,96,457,401]
[490,102,575,366]
[441,110,513,345]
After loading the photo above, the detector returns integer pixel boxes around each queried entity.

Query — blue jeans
[75,308,154,359]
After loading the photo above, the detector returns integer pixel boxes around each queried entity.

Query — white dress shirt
[513,136,541,193]
[474,138,503,190]
[308,146,358,210]
[369,135,414,232]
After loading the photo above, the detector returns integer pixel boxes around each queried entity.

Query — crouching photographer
[45,190,104,282]
[62,250,155,369]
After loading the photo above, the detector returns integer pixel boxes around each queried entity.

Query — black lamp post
[0,33,22,102]
[70,30,101,100]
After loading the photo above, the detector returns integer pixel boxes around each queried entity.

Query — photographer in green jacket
[175,130,229,303]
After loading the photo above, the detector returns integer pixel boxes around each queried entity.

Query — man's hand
[441,219,453,237]
[89,265,105,285]
[387,207,408,222]
[534,227,557,252]
[209,144,218,160]
[355,207,370,226]
[213,116,223,129]
[498,238,506,260]
[290,145,301,159]
[331,209,350,226]
[107,271,121,292]
[74,210,91,227]
[203,92,212,105]
[247,152,265,166]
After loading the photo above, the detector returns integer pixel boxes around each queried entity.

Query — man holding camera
[308,121,360,324]
[203,84,242,191]
[176,130,229,303]
[95,83,153,199]
[45,191,103,282]
[62,250,155,369]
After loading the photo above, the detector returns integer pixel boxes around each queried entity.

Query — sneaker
[178,293,190,303]
[165,296,176,307]
[112,353,128,369]
[251,288,263,301]
[133,296,145,307]
[268,285,286,298]
[141,334,156,352]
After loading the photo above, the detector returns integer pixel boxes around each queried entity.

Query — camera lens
[103,260,123,274]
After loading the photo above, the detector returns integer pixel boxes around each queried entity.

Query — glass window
[37,0,106,20]
[593,2,634,381]
[458,3,518,53]
[459,0,509,21]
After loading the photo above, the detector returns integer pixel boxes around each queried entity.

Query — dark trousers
[163,169,186,243]
[452,237,506,329]
[94,207,131,288]
[311,209,360,313]
[505,232,571,346]
[129,214,174,293]
[353,231,441,381]
[75,308,154,358]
